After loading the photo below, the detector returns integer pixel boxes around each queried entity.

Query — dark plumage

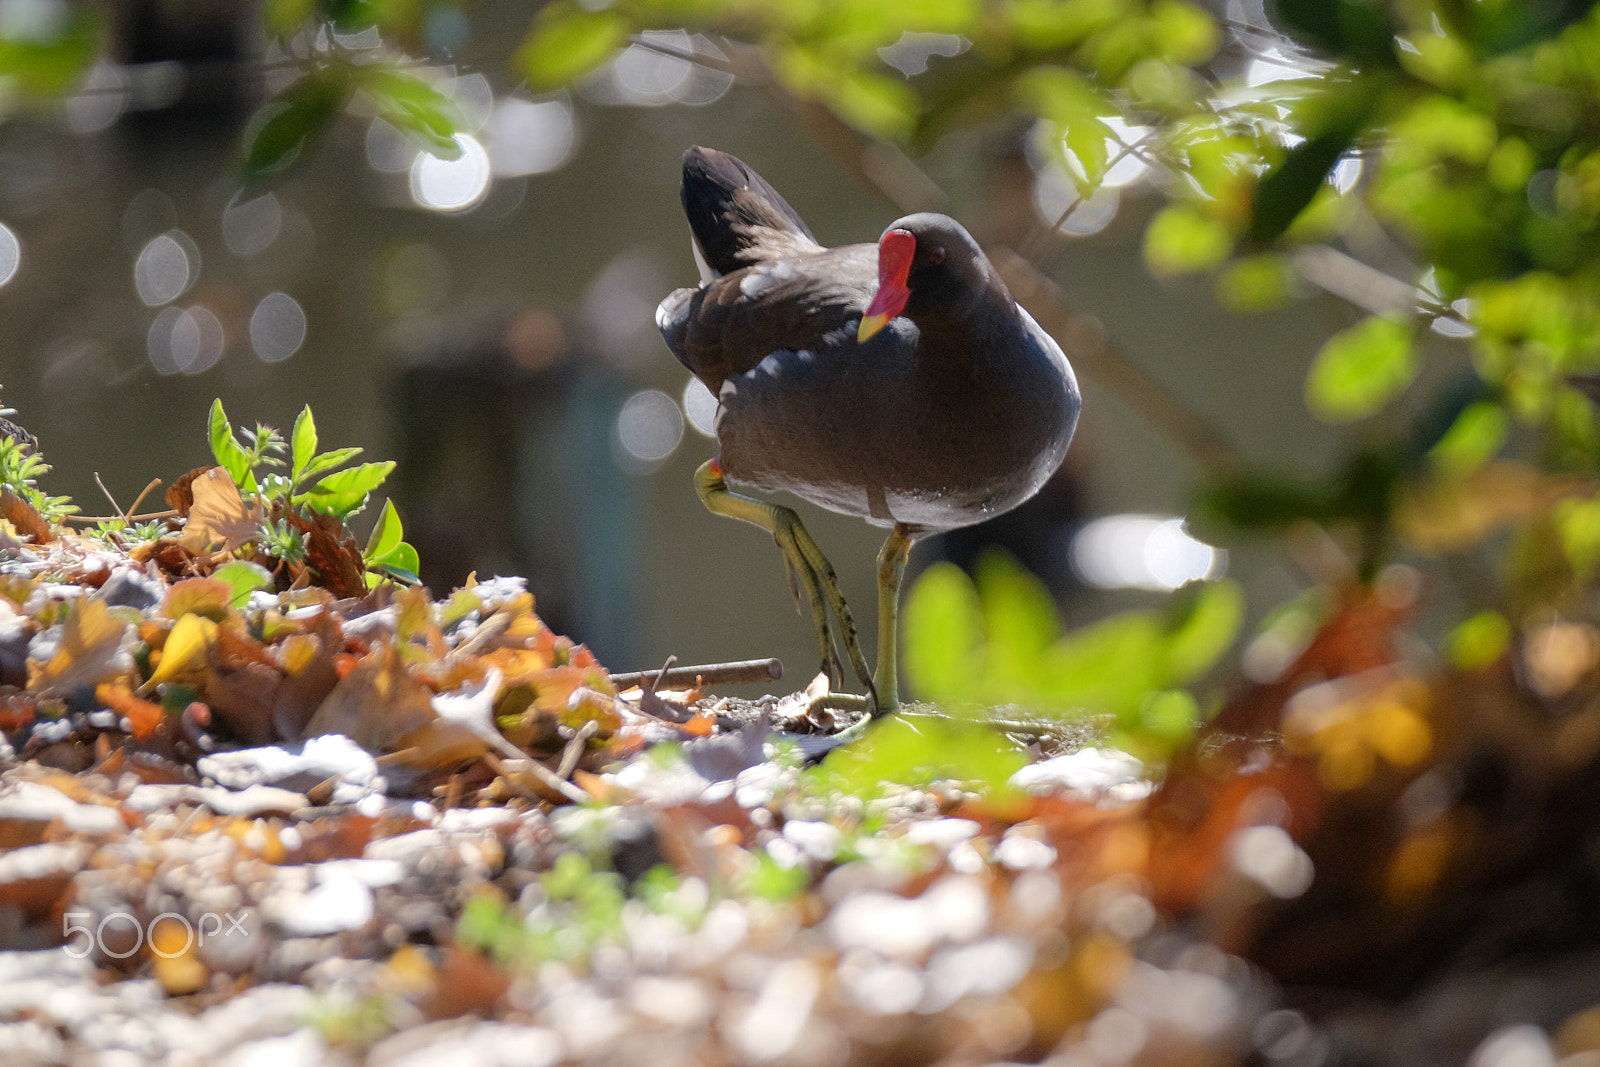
[657,146,1080,713]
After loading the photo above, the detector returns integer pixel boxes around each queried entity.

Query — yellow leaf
[144,612,219,690]
[28,598,135,693]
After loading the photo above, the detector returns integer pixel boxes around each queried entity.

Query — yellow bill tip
[857,312,890,343]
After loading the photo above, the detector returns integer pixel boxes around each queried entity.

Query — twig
[557,720,599,780]
[452,608,513,658]
[608,657,784,690]
[66,509,178,524]
[93,473,129,525]
[626,34,736,75]
[488,752,590,806]
[125,478,163,521]
[1018,131,1160,264]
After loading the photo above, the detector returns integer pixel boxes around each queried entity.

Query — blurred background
[0,0,1396,685]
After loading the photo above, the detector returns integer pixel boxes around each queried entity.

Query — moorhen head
[658,147,1080,717]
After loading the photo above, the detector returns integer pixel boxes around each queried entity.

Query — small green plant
[208,400,419,586]
[86,518,169,547]
[0,432,76,525]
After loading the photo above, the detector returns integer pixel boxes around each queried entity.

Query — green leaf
[1144,204,1232,276]
[290,406,317,482]
[515,3,627,92]
[815,714,1027,804]
[974,550,1061,690]
[208,400,255,489]
[1446,610,1510,671]
[300,460,395,517]
[363,498,403,562]
[212,560,274,608]
[311,460,394,498]
[1163,579,1244,682]
[1428,400,1508,475]
[1216,255,1296,311]
[240,68,351,184]
[1148,0,1219,65]
[0,11,99,97]
[1306,315,1418,422]
[1136,688,1200,742]
[298,446,363,483]
[902,562,985,701]
[357,65,466,158]
[1016,68,1114,194]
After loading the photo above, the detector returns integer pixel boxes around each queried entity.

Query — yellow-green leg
[871,523,915,718]
[695,459,875,697]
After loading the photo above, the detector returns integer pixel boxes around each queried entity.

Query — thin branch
[66,509,178,525]
[93,473,128,525]
[125,478,163,520]
[626,34,736,75]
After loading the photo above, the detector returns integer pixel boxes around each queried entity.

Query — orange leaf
[679,712,715,738]
[95,682,164,741]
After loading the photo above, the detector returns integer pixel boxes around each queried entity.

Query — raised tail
[680,146,820,276]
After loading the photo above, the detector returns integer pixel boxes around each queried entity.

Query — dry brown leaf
[165,465,214,517]
[177,467,264,554]
[300,641,439,753]
[291,511,368,600]
[203,661,282,746]
[0,487,52,544]
[273,632,342,741]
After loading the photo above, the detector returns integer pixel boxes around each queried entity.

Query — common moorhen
[657,147,1080,716]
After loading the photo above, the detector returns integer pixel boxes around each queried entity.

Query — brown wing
[658,243,876,390]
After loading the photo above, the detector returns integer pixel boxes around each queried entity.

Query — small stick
[67,509,178,524]
[453,609,513,658]
[488,752,590,805]
[608,658,783,690]
[94,473,129,525]
[557,719,599,780]
[124,478,164,520]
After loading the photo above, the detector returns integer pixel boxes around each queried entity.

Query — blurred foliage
[809,710,1031,804]
[902,551,1242,757]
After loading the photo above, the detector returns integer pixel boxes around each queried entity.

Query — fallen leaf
[177,467,264,555]
[27,598,135,695]
[165,465,214,517]
[161,577,233,621]
[144,613,219,691]
[291,511,368,600]
[202,661,282,745]
[273,632,342,740]
[301,641,441,754]
[0,487,52,544]
[95,682,164,741]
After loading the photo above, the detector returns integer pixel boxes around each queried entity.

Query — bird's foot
[768,505,875,696]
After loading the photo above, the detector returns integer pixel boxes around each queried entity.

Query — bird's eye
[928,246,946,265]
